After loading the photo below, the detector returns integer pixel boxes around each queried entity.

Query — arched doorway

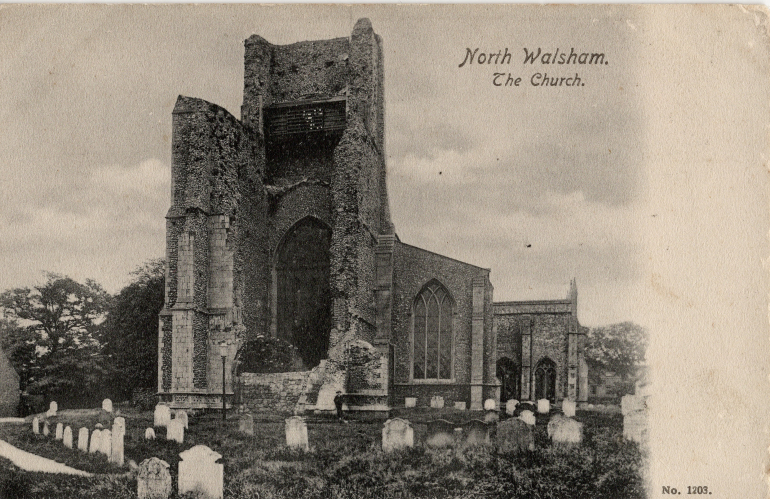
[496,357,520,403]
[534,358,557,401]
[275,217,332,370]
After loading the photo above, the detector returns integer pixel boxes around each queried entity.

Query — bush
[131,388,157,411]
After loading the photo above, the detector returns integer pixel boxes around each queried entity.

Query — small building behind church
[157,19,588,413]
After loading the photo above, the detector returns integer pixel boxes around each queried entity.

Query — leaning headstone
[429,396,444,409]
[238,413,254,436]
[63,426,73,448]
[453,401,466,411]
[166,419,184,443]
[89,430,101,454]
[102,399,113,413]
[178,445,223,499]
[425,419,456,448]
[505,399,519,415]
[42,421,50,437]
[77,427,89,452]
[404,397,417,408]
[154,404,171,427]
[537,399,550,414]
[483,399,496,411]
[145,427,156,440]
[137,457,172,499]
[55,422,63,440]
[562,399,577,418]
[175,410,189,430]
[519,410,536,426]
[100,429,112,457]
[547,415,583,445]
[32,417,40,435]
[496,418,534,453]
[285,416,309,451]
[46,401,57,417]
[463,419,491,446]
[110,417,126,466]
[382,418,414,452]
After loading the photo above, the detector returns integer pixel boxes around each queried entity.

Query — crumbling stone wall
[240,371,311,414]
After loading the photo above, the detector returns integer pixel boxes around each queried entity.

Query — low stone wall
[240,371,311,413]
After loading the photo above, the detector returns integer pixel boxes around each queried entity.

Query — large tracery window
[413,282,453,380]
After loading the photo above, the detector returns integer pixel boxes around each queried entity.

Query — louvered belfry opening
[265,98,346,138]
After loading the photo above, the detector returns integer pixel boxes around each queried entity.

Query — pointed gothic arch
[411,280,454,381]
[534,357,557,401]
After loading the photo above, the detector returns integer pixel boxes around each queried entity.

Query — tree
[0,273,111,407]
[100,259,165,402]
[585,321,648,384]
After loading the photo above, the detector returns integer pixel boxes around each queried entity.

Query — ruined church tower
[158,19,392,409]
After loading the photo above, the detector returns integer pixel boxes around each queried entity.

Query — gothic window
[534,357,557,401]
[412,282,453,380]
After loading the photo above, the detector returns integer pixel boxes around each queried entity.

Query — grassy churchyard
[0,405,646,499]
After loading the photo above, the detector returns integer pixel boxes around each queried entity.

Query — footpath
[0,437,92,476]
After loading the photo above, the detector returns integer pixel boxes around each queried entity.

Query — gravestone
[285,416,309,451]
[32,417,39,435]
[425,419,456,448]
[102,399,113,413]
[519,410,536,426]
[537,399,550,414]
[166,419,184,443]
[505,399,518,415]
[77,427,89,452]
[496,418,534,453]
[42,421,50,437]
[453,401,466,411]
[46,401,57,417]
[483,411,499,424]
[100,429,112,457]
[463,419,491,446]
[55,422,63,440]
[238,413,254,436]
[175,410,189,430]
[63,426,73,448]
[404,397,417,408]
[547,415,583,445]
[145,427,156,440]
[110,417,126,466]
[178,445,223,499]
[382,418,414,452]
[137,457,172,499]
[483,399,496,411]
[154,404,171,427]
[562,399,577,418]
[89,429,101,454]
[429,396,444,409]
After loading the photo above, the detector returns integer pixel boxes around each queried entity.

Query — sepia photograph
[0,5,767,498]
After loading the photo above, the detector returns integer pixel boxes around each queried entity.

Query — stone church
[157,19,588,413]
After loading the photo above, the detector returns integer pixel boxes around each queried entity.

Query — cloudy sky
[0,4,768,494]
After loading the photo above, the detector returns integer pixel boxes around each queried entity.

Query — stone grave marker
[519,410,536,426]
[102,398,113,413]
[429,396,444,409]
[547,415,583,445]
[178,445,223,499]
[42,421,50,437]
[63,426,73,448]
[404,397,417,408]
[175,410,189,430]
[483,411,499,424]
[453,401,466,411]
[562,399,577,418]
[137,457,172,499]
[496,418,534,453]
[166,419,184,443]
[425,419,456,448]
[89,429,101,454]
[145,427,156,440]
[483,399,496,411]
[505,399,518,415]
[46,401,57,417]
[462,419,491,446]
[32,417,39,435]
[154,404,171,427]
[537,398,550,414]
[77,427,89,452]
[110,417,126,466]
[100,429,112,457]
[55,422,63,440]
[238,413,254,436]
[285,416,309,451]
[382,418,414,452]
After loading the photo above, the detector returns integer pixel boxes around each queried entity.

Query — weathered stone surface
[483,399,496,411]
[285,416,309,451]
[174,410,189,430]
[154,404,171,427]
[496,418,534,453]
[505,399,518,415]
[110,417,126,466]
[55,422,63,440]
[537,399,550,414]
[562,399,576,418]
[483,411,499,424]
[519,410,536,426]
[32,417,39,434]
[102,399,113,413]
[166,419,184,443]
[463,419,491,446]
[238,413,254,436]
[46,401,57,417]
[77,427,89,452]
[453,401,466,411]
[404,397,417,408]
[138,457,172,499]
[547,415,583,445]
[382,418,413,452]
[429,396,444,409]
[42,421,49,437]
[89,429,101,454]
[62,426,73,448]
[178,445,223,499]
[426,419,456,448]
[145,427,156,440]
[100,429,112,457]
